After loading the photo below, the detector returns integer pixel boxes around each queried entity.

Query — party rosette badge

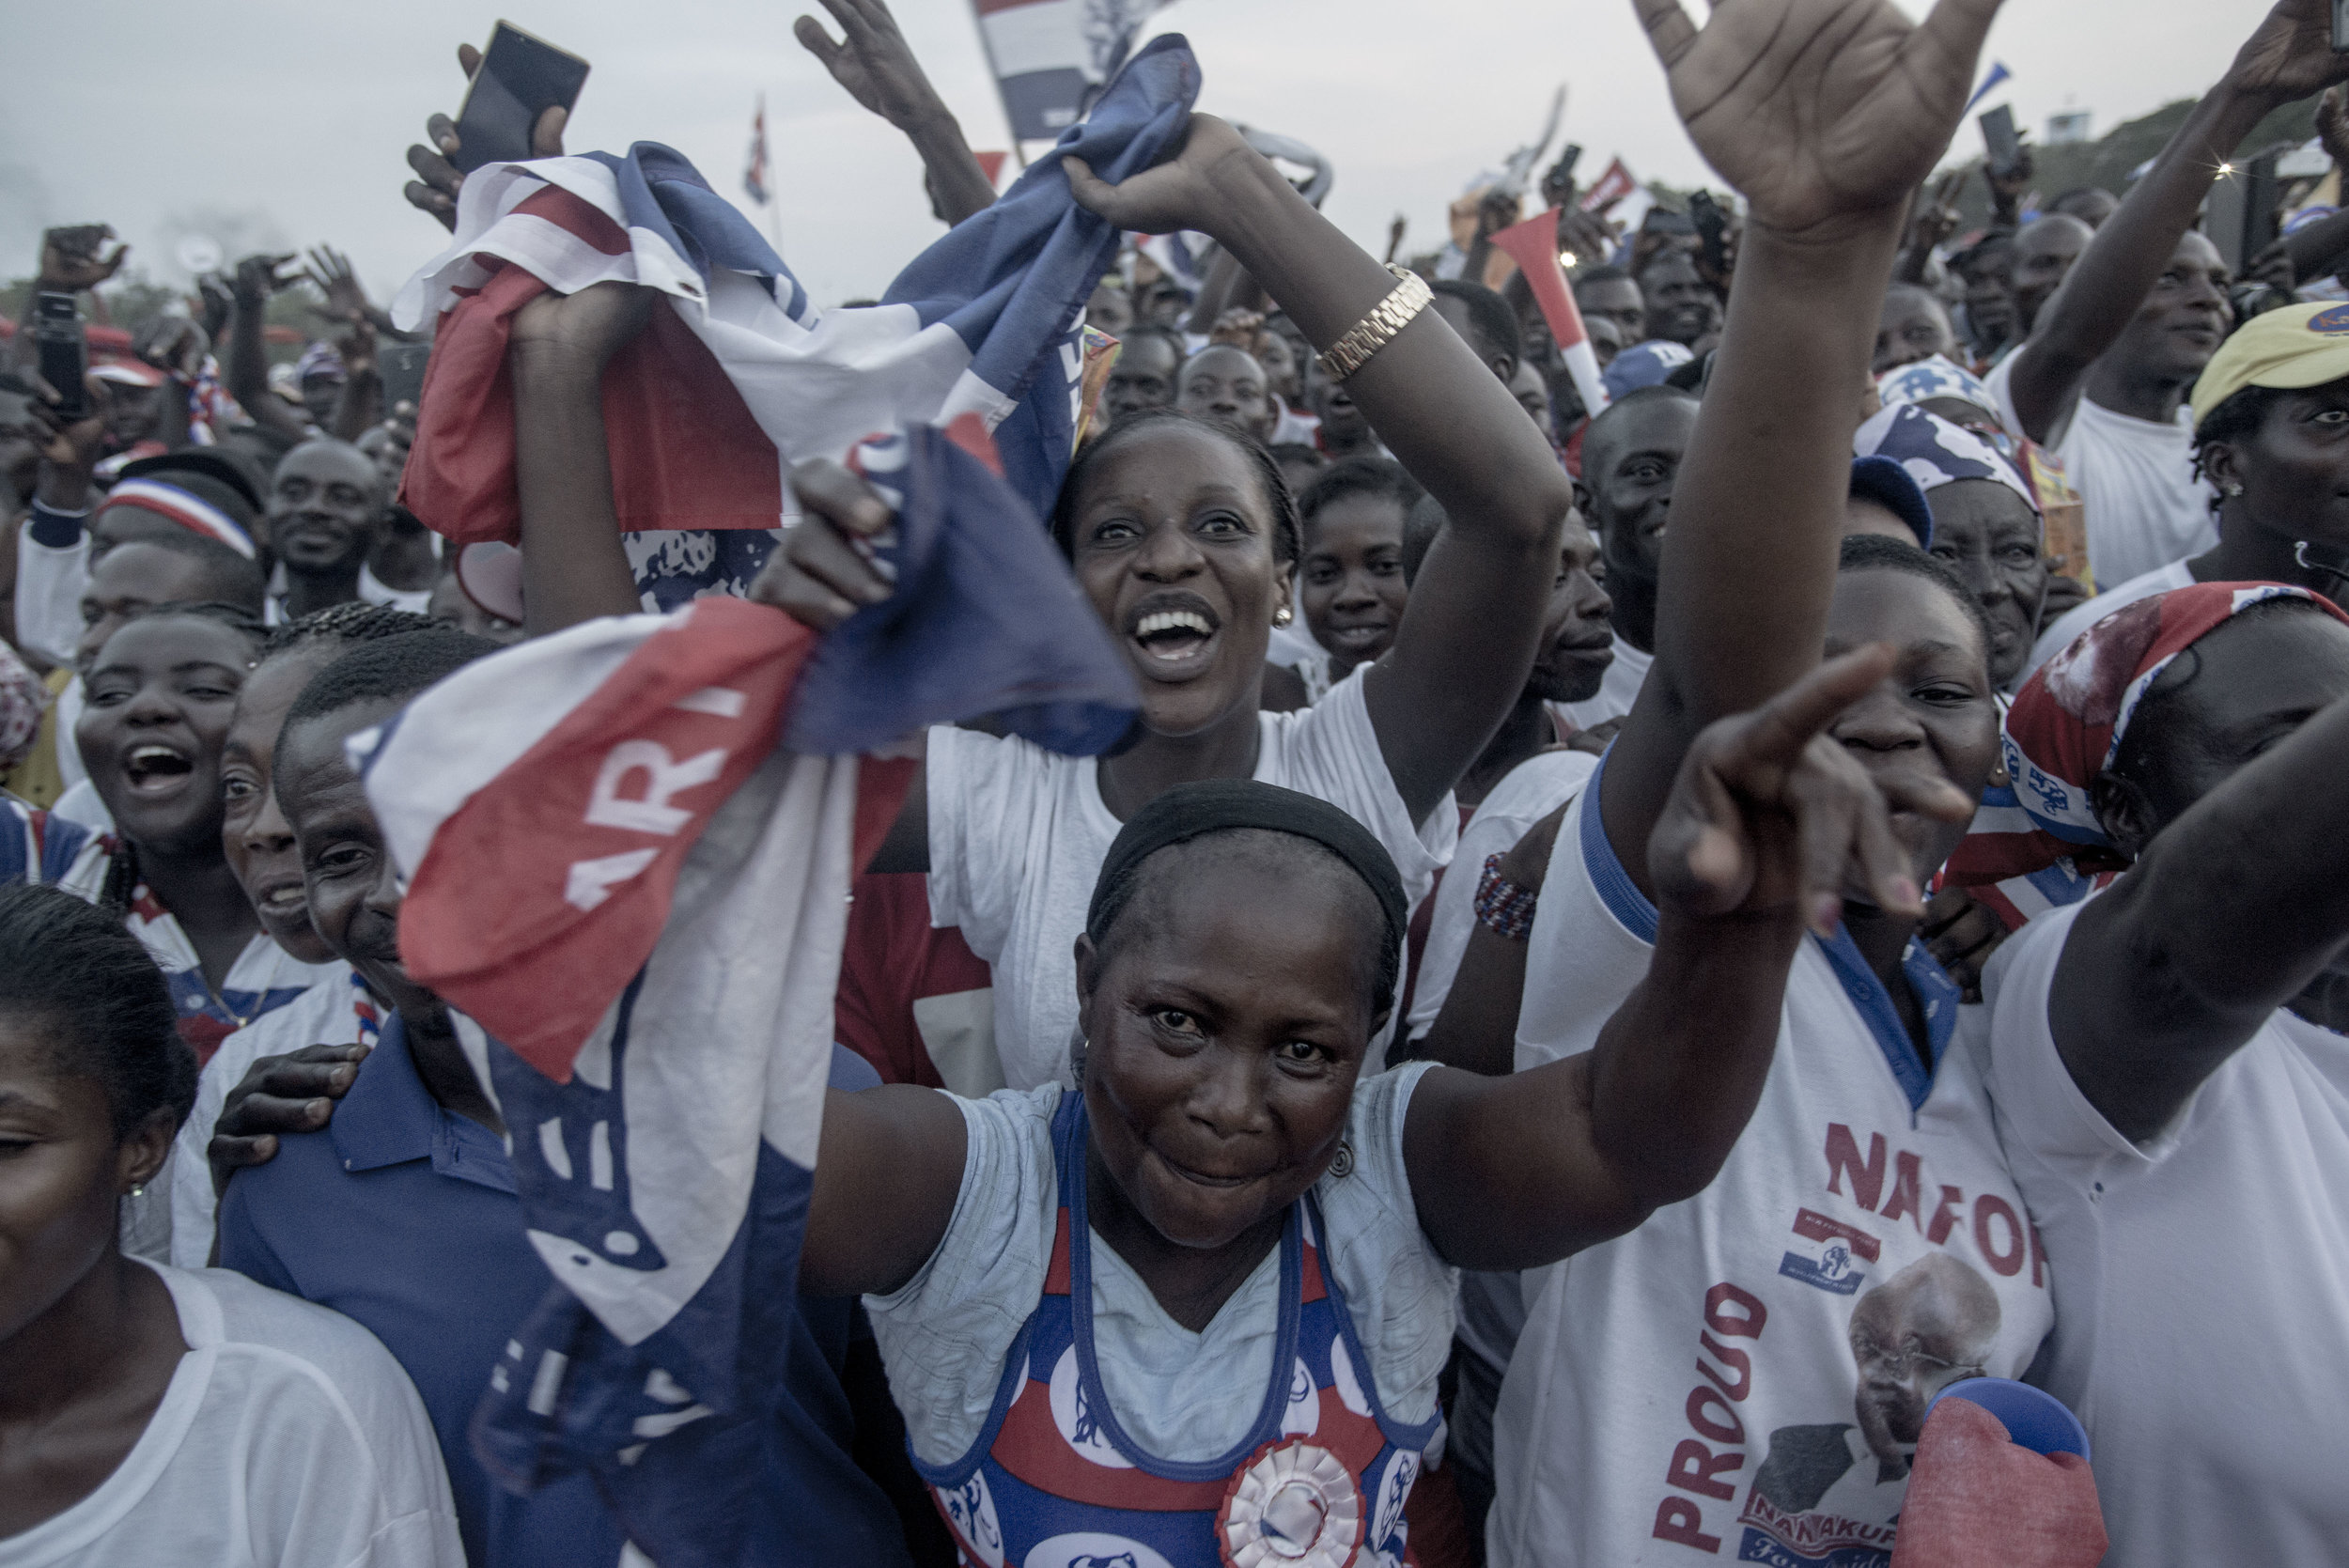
[1217,1437,1363,1568]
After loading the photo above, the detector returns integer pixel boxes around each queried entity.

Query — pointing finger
[1726,645,1897,772]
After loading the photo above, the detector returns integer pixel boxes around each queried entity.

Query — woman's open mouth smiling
[120,742,195,798]
[1129,604,1222,675]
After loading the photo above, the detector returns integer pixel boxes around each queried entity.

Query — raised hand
[405,41,569,230]
[304,245,369,324]
[1557,207,1618,270]
[1063,113,1262,241]
[233,252,302,305]
[2228,0,2349,103]
[1632,0,2006,237]
[134,316,208,380]
[1648,644,1975,933]
[37,225,129,292]
[795,0,951,132]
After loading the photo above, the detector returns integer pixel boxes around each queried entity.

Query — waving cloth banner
[393,34,1200,611]
[357,422,1137,1561]
[975,0,1181,142]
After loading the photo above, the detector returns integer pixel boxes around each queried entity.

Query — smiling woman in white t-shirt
[0,883,459,1568]
[752,119,1577,1092]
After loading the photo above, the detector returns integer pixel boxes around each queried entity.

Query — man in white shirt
[2023,302,2349,677]
[1984,41,2301,589]
[1551,387,1695,734]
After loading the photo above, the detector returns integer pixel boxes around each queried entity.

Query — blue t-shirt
[219,1015,910,1568]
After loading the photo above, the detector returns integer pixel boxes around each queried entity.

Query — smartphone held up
[31,293,89,422]
[452,21,589,173]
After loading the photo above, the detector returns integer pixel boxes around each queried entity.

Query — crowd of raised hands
[5,1,2349,1566]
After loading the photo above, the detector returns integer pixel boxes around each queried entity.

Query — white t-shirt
[13,514,89,667]
[926,667,1457,1091]
[1977,897,2349,1568]
[1405,749,1597,1043]
[864,1068,1455,1467]
[2022,558,2196,679]
[170,966,367,1269]
[0,1262,461,1568]
[1987,357,2216,590]
[1549,634,1651,735]
[1486,781,2054,1568]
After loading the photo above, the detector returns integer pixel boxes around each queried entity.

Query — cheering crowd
[5,0,2349,1563]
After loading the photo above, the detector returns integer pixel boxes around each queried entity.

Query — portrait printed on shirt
[1744,1254,1999,1558]
[1648,1115,2050,1568]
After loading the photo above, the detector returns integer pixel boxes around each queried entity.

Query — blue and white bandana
[1875,353,2000,425]
[1856,403,2039,520]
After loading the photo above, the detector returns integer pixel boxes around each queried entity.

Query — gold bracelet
[1315,265,1433,381]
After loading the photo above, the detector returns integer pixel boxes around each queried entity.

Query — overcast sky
[0,0,2291,311]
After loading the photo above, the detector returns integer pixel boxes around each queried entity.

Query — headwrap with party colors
[1875,354,1999,424]
[1855,403,2038,520]
[1942,582,2349,928]
[101,477,257,558]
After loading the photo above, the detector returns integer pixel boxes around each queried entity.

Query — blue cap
[1601,339,1696,400]
[1849,455,1935,550]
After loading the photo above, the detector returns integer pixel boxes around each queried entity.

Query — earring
[2223,481,2246,499]
[1274,604,1294,628]
[129,1183,146,1199]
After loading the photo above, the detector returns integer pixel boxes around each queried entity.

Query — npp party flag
[393,35,1199,611]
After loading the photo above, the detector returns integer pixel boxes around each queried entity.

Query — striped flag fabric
[974,0,1178,143]
[391,34,1199,612]
[357,427,1136,1560]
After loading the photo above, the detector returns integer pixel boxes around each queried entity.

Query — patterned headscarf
[1875,354,2000,425]
[1855,404,2038,519]
[1943,582,2349,925]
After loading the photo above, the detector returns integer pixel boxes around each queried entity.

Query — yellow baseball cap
[2190,302,2349,429]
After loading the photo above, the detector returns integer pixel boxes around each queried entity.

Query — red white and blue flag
[975,0,1179,143]
[358,418,1136,1558]
[392,34,1199,613]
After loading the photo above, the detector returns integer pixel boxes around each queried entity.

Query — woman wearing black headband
[793,647,1938,1568]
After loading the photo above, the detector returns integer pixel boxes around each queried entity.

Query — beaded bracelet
[1474,852,1539,940]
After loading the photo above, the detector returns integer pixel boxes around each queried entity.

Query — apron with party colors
[913,1092,1439,1568]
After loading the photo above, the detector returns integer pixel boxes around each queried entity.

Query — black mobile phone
[451,22,590,174]
[2335,0,2349,53]
[1979,105,2023,179]
[1689,191,1729,274]
[1543,144,1583,205]
[31,292,87,420]
[380,343,432,412]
